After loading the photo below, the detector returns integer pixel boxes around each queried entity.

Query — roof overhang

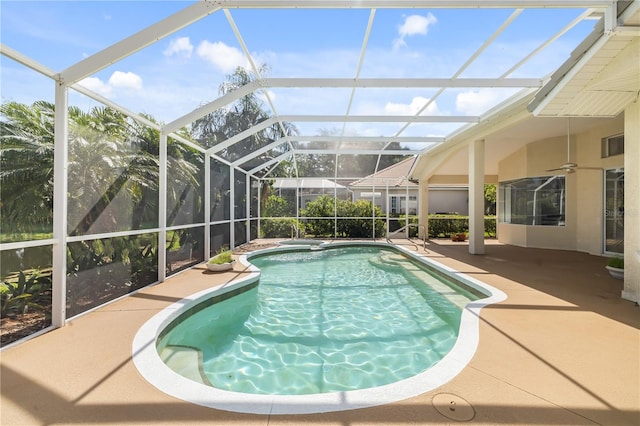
[411,1,639,182]
[529,1,640,117]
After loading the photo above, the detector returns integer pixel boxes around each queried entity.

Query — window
[601,134,624,158]
[499,176,566,226]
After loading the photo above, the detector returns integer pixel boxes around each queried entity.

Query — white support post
[405,183,410,238]
[245,173,250,242]
[295,181,300,238]
[419,179,429,241]
[204,154,211,258]
[257,178,262,239]
[51,81,68,328]
[386,182,390,237]
[230,167,235,249]
[372,181,376,239]
[158,133,167,282]
[334,175,338,239]
[469,139,485,255]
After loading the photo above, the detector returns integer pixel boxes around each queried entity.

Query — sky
[1,1,598,141]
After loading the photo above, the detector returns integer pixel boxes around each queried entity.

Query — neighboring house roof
[272,178,347,190]
[350,157,419,188]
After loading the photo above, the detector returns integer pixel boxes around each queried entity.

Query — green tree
[0,101,56,237]
[260,194,300,238]
[191,66,297,170]
[301,195,336,236]
[484,184,497,215]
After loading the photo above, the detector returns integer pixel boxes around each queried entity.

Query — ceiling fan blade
[547,162,577,172]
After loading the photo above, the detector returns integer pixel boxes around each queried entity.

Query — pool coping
[132,242,507,415]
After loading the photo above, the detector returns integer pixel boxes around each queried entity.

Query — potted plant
[605,257,624,279]
[451,232,467,242]
[206,248,235,272]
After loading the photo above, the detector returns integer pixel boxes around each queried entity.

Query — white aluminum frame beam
[341,8,376,140]
[232,140,288,166]
[59,2,221,85]
[207,117,279,154]
[277,115,480,123]
[224,9,297,164]
[165,78,535,137]
[219,1,612,8]
[262,77,542,88]
[248,152,292,175]
[0,43,56,78]
[294,136,445,143]
[294,149,422,155]
[164,80,261,134]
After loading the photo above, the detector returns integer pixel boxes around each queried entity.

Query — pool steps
[159,345,210,385]
[371,253,471,310]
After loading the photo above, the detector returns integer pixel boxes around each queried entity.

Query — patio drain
[432,393,475,422]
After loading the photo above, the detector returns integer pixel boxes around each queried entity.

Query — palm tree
[67,106,164,236]
[191,66,297,168]
[0,101,56,238]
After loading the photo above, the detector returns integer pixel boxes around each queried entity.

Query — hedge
[428,215,496,238]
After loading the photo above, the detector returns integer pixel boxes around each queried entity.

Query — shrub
[0,268,52,318]
[208,249,233,265]
[607,257,624,269]
[427,214,496,238]
[302,196,385,238]
[260,218,303,238]
[301,195,336,237]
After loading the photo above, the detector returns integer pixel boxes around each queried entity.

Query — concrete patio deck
[1,239,638,425]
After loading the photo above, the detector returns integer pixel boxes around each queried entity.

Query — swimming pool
[133,242,506,414]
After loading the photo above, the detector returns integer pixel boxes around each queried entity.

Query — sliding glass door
[604,169,624,254]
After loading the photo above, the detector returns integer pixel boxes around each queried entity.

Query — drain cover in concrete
[432,393,475,422]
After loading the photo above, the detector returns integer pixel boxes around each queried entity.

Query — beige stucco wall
[497,116,625,255]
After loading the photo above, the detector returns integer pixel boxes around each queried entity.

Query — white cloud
[394,13,437,50]
[196,40,247,73]
[399,14,437,37]
[384,96,439,115]
[77,71,142,98]
[456,90,501,115]
[164,36,193,58]
[108,71,143,90]
[78,76,112,97]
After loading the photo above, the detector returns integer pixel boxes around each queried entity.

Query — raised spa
[133,242,506,414]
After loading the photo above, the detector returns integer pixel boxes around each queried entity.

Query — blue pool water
[156,245,486,395]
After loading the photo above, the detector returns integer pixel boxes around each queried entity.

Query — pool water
[156,245,485,395]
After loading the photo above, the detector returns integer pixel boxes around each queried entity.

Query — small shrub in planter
[206,249,235,271]
[607,257,624,269]
[605,257,624,279]
[208,250,232,265]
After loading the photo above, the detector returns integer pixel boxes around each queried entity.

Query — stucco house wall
[497,115,625,256]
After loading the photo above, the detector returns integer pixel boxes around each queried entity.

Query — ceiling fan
[546,118,601,174]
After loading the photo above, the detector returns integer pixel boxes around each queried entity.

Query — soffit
[531,5,640,117]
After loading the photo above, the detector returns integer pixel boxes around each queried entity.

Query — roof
[272,178,347,190]
[350,157,419,188]
[528,1,640,117]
